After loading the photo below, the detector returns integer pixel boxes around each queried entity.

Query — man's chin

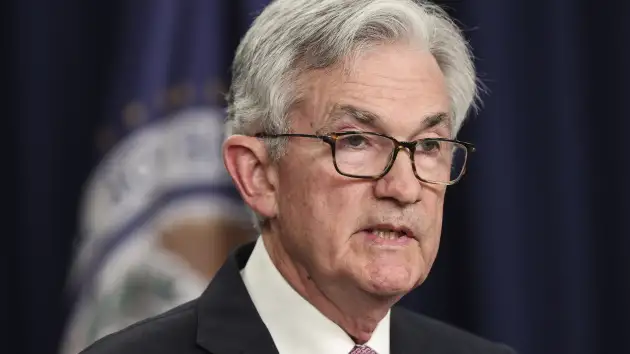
[361,273,421,299]
[366,288,410,301]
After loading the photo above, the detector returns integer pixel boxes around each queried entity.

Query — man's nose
[373,148,423,205]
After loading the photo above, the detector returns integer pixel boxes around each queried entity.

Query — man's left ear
[222,135,279,219]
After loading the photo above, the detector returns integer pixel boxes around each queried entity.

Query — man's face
[273,42,451,298]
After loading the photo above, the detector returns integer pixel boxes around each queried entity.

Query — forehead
[295,42,450,135]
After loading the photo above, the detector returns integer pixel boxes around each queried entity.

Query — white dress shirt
[241,237,390,354]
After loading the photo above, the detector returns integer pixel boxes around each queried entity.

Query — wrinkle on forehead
[341,41,430,77]
[291,42,449,135]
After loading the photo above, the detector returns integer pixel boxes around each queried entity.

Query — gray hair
[225,0,480,229]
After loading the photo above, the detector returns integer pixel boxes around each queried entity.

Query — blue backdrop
[9,1,630,353]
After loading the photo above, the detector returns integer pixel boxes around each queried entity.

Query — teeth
[374,230,402,240]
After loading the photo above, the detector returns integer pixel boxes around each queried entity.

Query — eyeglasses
[255,131,475,185]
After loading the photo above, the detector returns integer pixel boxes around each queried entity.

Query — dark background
[8,0,630,353]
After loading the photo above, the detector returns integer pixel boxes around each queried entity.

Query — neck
[261,232,396,344]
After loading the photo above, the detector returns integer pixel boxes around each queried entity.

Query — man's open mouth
[362,224,415,241]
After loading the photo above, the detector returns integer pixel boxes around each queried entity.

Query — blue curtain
[10,1,263,353]
[9,1,629,354]
[400,2,630,354]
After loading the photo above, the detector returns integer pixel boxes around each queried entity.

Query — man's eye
[418,140,441,152]
[338,134,370,149]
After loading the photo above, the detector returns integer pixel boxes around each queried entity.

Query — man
[80,0,517,353]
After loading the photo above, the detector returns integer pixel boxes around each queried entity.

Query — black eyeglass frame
[255,131,476,186]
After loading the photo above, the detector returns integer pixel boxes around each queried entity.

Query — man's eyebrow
[336,104,381,124]
[320,103,451,135]
[317,104,383,133]
[421,112,450,131]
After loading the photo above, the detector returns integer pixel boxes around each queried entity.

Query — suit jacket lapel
[391,306,427,354]
[391,307,410,354]
[196,242,279,354]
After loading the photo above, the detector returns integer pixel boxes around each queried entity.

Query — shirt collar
[241,237,390,354]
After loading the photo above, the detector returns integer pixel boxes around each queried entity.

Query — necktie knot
[349,344,378,354]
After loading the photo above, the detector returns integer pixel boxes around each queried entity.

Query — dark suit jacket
[80,242,517,354]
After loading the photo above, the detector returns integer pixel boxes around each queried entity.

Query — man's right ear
[222,135,279,220]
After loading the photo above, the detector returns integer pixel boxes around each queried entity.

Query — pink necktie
[349,345,378,354]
